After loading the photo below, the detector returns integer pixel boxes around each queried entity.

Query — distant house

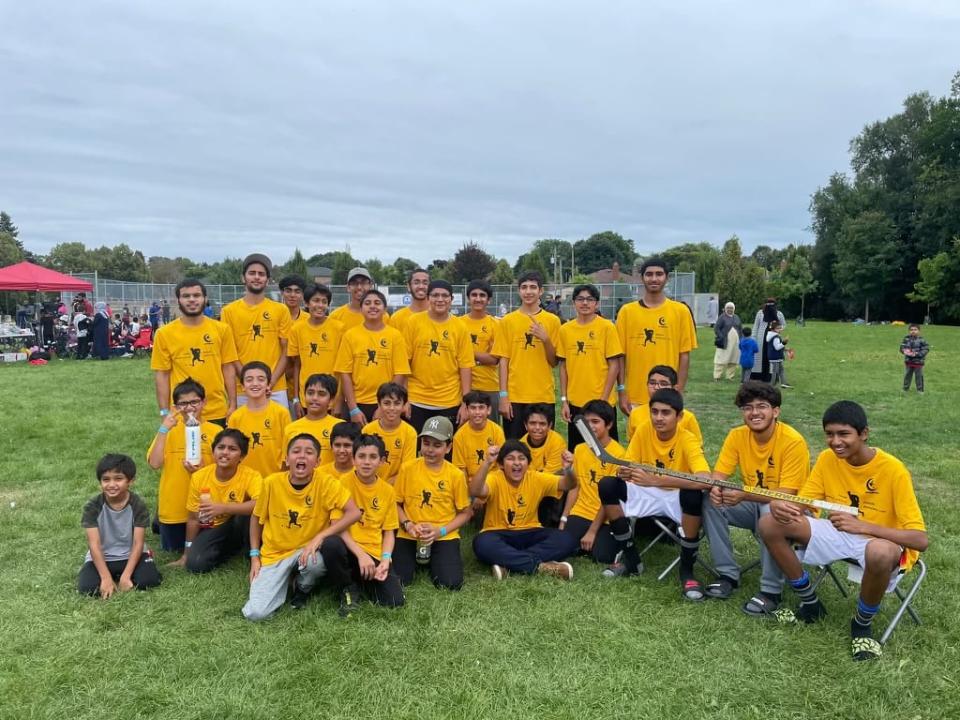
[589,261,642,285]
[307,266,333,285]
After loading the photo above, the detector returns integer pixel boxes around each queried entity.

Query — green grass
[1,321,958,720]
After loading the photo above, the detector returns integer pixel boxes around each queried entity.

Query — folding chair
[812,558,926,645]
[635,517,718,581]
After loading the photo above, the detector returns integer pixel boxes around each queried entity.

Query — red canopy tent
[0,261,93,292]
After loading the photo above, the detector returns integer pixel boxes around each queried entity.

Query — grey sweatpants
[242,549,327,621]
[702,500,784,595]
[903,365,924,391]
[769,360,786,386]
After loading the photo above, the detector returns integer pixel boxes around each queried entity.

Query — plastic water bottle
[184,412,201,465]
[199,487,213,529]
[415,539,432,565]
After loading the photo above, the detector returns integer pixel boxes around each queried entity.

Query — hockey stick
[573,416,857,516]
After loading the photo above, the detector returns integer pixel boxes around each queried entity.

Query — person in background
[161,299,171,324]
[91,302,111,361]
[149,301,162,332]
[712,302,741,382]
[706,296,719,327]
[751,298,786,381]
[899,324,929,393]
[738,328,759,384]
[765,321,791,389]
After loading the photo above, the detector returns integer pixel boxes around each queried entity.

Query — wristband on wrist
[249,549,260,558]
[292,397,300,404]
[401,519,412,529]
[560,515,569,523]
[560,396,567,402]
[349,407,362,417]
[381,551,392,560]
[439,526,447,538]
[498,391,508,398]
[159,409,170,417]
[184,541,193,548]
[616,383,625,392]
[157,425,169,434]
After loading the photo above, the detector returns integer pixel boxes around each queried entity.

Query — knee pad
[598,475,627,505]
[679,488,704,517]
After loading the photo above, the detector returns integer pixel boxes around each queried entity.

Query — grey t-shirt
[81,492,150,562]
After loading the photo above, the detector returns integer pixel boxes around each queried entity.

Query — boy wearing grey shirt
[78,454,161,597]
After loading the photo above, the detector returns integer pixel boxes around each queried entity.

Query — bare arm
[498,357,512,419]
[270,339,288,389]
[84,528,116,598]
[469,446,499,499]
[154,370,171,412]
[676,351,690,392]
[222,362,237,417]
[118,526,146,591]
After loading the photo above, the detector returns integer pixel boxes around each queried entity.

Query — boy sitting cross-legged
[758,400,928,661]
[243,434,362,620]
[394,416,473,590]
[339,434,405,608]
[78,454,161,597]
[177,429,263,574]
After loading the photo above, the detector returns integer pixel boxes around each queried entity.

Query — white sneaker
[491,564,508,581]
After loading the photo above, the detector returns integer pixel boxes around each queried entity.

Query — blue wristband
[157,425,169,435]
[159,409,170,417]
[381,551,392,560]
[349,407,362,417]
[249,549,260,558]
[498,391,508,398]
[616,384,625,392]
[439,526,448,538]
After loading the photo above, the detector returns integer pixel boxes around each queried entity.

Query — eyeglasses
[740,403,773,413]
[574,296,597,303]
[175,399,202,409]
[646,380,673,388]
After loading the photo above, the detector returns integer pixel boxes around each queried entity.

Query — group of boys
[78,255,928,662]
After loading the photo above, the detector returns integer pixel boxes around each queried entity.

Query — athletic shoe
[491,564,508,581]
[851,620,882,661]
[537,561,574,581]
[289,586,309,610]
[601,561,643,578]
[780,384,793,389]
[338,586,359,618]
[796,599,828,624]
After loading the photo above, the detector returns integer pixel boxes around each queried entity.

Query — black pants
[566,403,618,451]
[78,555,162,595]
[538,495,564,528]
[502,402,555,440]
[314,534,352,594]
[393,537,464,590]
[358,403,379,425]
[904,365,924,391]
[76,336,90,360]
[186,515,247,574]
[348,552,405,607]
[561,514,619,564]
[472,527,578,573]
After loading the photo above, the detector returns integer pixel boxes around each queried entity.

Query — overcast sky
[1,1,958,267]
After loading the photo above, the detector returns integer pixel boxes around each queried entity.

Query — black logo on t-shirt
[251,432,263,447]
[420,490,433,508]
[589,469,598,485]
[643,329,655,346]
[287,509,301,528]
[438,480,446,491]
[470,333,478,345]
[476,449,485,464]
[366,349,378,365]
[358,507,366,525]
[524,333,535,349]
[865,478,878,494]
[655,459,666,469]
[372,497,380,510]
[252,324,263,340]
[576,341,586,355]
[190,347,204,365]
[429,340,440,356]
[228,491,237,502]
[309,342,319,357]
[517,495,526,507]
[506,509,516,526]
[847,491,861,510]
[264,419,272,429]
[755,470,765,488]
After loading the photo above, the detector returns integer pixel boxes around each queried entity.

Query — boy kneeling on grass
[243,434,362,620]
[470,439,579,580]
[340,434,405,608]
[758,400,928,661]
[175,428,263,573]
[79,454,161,597]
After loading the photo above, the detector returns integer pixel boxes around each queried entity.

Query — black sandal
[681,578,706,602]
[705,577,736,599]
[742,594,780,617]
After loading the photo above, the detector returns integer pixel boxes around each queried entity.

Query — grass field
[1,321,958,720]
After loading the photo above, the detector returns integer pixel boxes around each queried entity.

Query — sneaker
[796,599,828,624]
[289,586,309,610]
[338,586,359,618]
[780,384,793,389]
[537,561,574,581]
[601,561,643,578]
[491,564,509,581]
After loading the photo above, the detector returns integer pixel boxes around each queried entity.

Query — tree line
[2,70,958,322]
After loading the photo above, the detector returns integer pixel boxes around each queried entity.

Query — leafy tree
[514,251,550,284]
[714,235,766,315]
[573,231,635,275]
[148,256,182,284]
[770,246,819,320]
[390,257,419,285]
[908,238,960,321]
[833,211,900,321]
[205,258,244,285]
[331,252,356,284]
[0,231,24,267]
[0,212,23,257]
[659,242,722,291]
[47,242,97,273]
[426,258,453,282]
[94,244,150,282]
[449,241,496,283]
[489,259,514,285]
[282,248,309,280]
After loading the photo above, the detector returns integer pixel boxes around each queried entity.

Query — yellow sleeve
[322,473,352,514]
[892,466,926,531]
[150,329,172,371]
[682,432,710,474]
[450,466,470,511]
[452,433,468,472]
[392,331,411,375]
[534,470,561,498]
[779,435,810,491]
[253,475,270,523]
[491,315,510,358]
[287,324,301,357]
[603,319,624,358]
[544,433,565,472]
[383,486,400,531]
[677,302,697,352]
[185,470,203,513]
[219,322,239,364]
[456,325,474,369]
[799,452,828,500]
[278,304,292,340]
[402,318,416,361]
[246,469,264,501]
[713,430,740,477]
[333,332,355,374]
[685,412,703,446]
[400,425,416,464]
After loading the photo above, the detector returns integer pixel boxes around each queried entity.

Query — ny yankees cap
[419,416,454,442]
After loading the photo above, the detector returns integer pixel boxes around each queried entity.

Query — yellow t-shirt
[628,406,702,445]
[557,316,623,406]
[287,317,345,398]
[283,415,343,466]
[802,448,925,570]
[570,440,626,522]
[341,472,399,559]
[460,313,499,392]
[186,464,263,527]
[521,430,566,473]
[227,402,290,478]
[625,424,710,477]
[395,458,470,541]
[329,304,392,330]
[151,317,239,420]
[616,299,697,406]
[334,325,410,404]
[317,462,354,484]
[404,313,474,407]
[362,419,417,482]
[453,420,506,480]
[254,470,351,565]
[491,309,562,404]
[714,422,810,492]
[220,297,293,392]
[390,306,423,335]
[481,469,560,532]
[147,420,219,524]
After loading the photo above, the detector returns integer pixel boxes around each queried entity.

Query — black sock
[611,517,640,571]
[759,590,781,604]
[679,538,699,577]
[789,571,818,606]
